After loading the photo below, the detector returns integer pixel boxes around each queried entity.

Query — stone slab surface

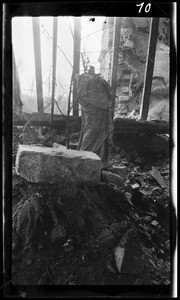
[16,145,102,185]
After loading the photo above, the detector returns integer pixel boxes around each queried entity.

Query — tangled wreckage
[12,130,171,286]
[2,8,177,294]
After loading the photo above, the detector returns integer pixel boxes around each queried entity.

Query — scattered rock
[124,192,133,206]
[150,166,167,188]
[114,246,125,272]
[12,136,171,286]
[131,183,140,189]
[151,220,159,227]
[108,165,129,183]
[63,238,74,254]
[139,189,152,196]
[101,171,124,187]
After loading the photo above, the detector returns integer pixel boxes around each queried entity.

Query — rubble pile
[12,129,173,286]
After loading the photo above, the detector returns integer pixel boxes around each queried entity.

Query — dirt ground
[11,128,175,288]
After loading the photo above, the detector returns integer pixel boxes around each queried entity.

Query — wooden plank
[113,118,169,135]
[66,73,73,148]
[50,17,58,125]
[13,112,81,127]
[110,17,121,117]
[73,17,81,116]
[139,18,159,121]
[32,17,43,112]
[13,112,169,134]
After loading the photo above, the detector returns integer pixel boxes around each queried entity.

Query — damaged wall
[98,17,170,121]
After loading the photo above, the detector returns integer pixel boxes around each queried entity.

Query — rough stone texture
[107,166,129,183]
[101,170,124,187]
[16,145,102,185]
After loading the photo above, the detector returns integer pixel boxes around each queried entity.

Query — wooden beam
[13,112,81,128]
[50,17,58,125]
[32,17,43,112]
[66,73,73,149]
[113,118,169,135]
[139,18,159,121]
[73,17,81,116]
[13,112,169,134]
[110,17,121,117]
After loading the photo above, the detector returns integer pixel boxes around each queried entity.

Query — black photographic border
[1,0,177,298]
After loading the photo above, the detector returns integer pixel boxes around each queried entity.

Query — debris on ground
[12,127,173,286]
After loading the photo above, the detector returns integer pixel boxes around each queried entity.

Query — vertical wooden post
[139,18,159,121]
[13,50,23,114]
[73,17,81,116]
[32,17,43,112]
[110,17,121,118]
[66,73,73,149]
[50,17,58,125]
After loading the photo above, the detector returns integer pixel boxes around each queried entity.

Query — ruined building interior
[3,10,177,294]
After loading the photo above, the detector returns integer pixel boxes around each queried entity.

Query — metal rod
[139,18,159,121]
[32,17,43,112]
[50,17,58,125]
[66,72,74,149]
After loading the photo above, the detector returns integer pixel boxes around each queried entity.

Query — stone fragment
[108,165,129,183]
[150,166,166,188]
[16,145,102,185]
[114,246,125,272]
[139,189,152,196]
[131,183,140,189]
[101,171,124,187]
[125,192,133,206]
[151,220,159,227]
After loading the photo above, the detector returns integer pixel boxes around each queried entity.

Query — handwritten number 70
[136,2,151,13]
